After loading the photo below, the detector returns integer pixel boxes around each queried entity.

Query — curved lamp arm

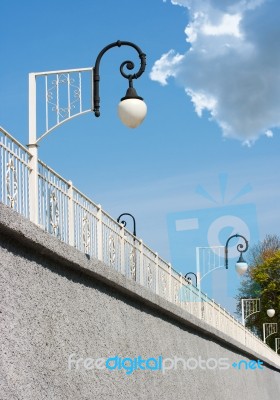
[93,40,146,117]
[117,213,136,237]
[185,272,198,287]
[225,234,249,269]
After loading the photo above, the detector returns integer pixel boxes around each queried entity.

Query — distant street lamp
[267,309,276,318]
[117,213,137,281]
[185,272,198,287]
[241,297,276,326]
[266,292,276,318]
[225,234,249,275]
[117,213,136,237]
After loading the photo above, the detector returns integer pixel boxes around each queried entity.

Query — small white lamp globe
[118,98,147,128]
[235,261,248,275]
[267,309,275,318]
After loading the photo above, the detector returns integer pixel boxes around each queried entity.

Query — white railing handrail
[38,159,71,186]
[0,126,32,156]
[30,67,92,77]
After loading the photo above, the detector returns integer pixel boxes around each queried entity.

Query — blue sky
[1,0,280,313]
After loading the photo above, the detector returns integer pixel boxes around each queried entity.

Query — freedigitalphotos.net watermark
[68,354,264,375]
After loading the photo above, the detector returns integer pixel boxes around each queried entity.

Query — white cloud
[149,50,184,86]
[265,130,273,138]
[152,0,280,143]
[186,89,217,117]
[202,13,242,37]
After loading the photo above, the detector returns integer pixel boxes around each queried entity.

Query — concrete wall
[0,203,279,400]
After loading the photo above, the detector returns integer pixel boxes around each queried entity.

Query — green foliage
[235,235,280,349]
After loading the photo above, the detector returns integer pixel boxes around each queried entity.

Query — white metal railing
[0,125,280,367]
[241,298,261,326]
[0,127,31,218]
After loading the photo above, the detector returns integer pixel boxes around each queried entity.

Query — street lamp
[93,40,147,127]
[185,272,198,287]
[117,213,137,281]
[266,293,276,318]
[262,292,278,342]
[225,234,249,275]
[28,40,147,225]
[241,297,276,326]
[117,213,136,237]
[267,309,276,318]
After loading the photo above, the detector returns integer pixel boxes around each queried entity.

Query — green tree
[236,235,280,350]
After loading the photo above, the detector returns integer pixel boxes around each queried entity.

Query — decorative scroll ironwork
[6,158,18,208]
[174,282,179,304]
[201,300,205,320]
[161,272,167,296]
[215,309,220,329]
[49,191,59,236]
[47,74,81,120]
[109,235,116,266]
[147,263,153,288]
[129,248,136,280]
[82,213,90,253]
[30,68,92,145]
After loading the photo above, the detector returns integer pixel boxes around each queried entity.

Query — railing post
[28,144,39,225]
[120,224,125,275]
[198,285,202,320]
[179,273,183,307]
[168,263,172,302]
[196,246,201,289]
[139,239,143,285]
[224,308,227,335]
[155,252,159,295]
[68,180,74,246]
[211,299,215,327]
[97,204,103,262]
[241,298,245,326]
[217,304,221,330]
[28,73,39,225]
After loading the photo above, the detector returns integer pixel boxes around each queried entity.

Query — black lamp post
[225,234,249,275]
[185,272,198,287]
[93,40,147,128]
[117,213,136,237]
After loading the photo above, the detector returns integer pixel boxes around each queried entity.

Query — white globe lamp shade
[235,261,248,275]
[267,309,275,318]
[118,98,147,128]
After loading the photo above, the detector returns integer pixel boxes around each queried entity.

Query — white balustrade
[0,125,279,367]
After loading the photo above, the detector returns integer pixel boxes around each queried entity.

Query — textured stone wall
[0,203,279,400]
